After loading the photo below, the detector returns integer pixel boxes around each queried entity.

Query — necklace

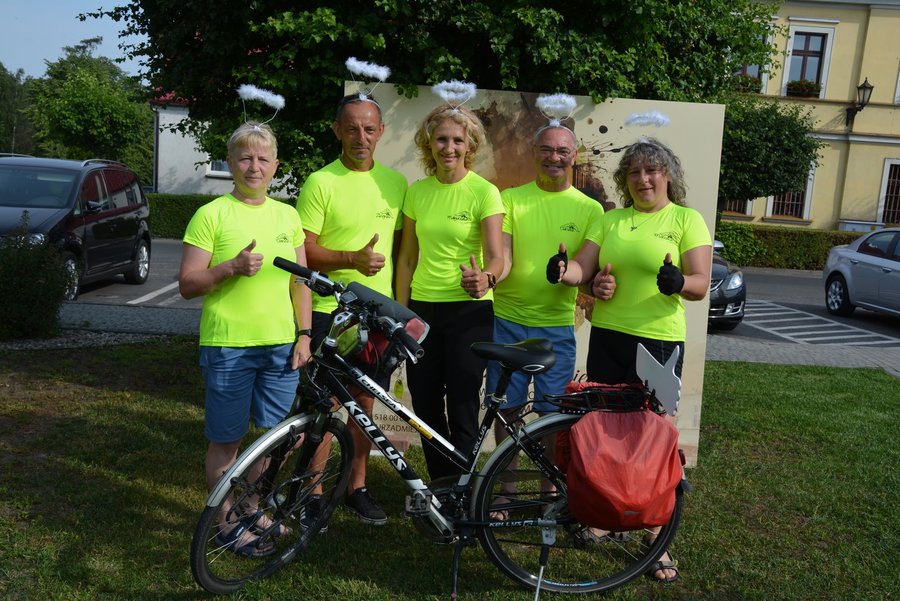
[630,206,663,231]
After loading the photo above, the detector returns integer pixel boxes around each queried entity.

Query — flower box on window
[734,74,762,93]
[786,79,821,98]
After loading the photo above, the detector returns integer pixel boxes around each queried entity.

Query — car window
[104,168,140,209]
[858,232,894,258]
[0,166,76,208]
[889,235,900,262]
[79,172,110,212]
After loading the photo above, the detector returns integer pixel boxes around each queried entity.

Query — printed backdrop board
[344,82,725,466]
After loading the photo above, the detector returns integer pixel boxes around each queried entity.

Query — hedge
[147,193,295,239]
[714,221,862,270]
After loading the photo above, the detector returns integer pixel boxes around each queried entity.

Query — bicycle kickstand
[533,524,557,601]
[449,529,471,600]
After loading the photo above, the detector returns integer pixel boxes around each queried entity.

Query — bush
[713,221,762,265]
[148,193,296,239]
[715,220,862,270]
[0,220,70,340]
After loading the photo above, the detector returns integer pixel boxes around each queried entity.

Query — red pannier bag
[566,400,682,531]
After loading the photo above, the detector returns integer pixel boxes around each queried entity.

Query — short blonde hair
[414,105,486,176]
[227,121,278,158]
[613,137,686,207]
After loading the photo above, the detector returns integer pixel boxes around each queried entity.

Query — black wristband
[297,328,313,338]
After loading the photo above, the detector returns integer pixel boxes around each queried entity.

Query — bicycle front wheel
[473,412,683,594]
[190,414,352,594]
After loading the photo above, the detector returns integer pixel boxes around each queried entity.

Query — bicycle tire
[190,414,352,594]
[473,412,683,594]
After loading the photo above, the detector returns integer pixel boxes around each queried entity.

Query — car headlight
[726,271,744,290]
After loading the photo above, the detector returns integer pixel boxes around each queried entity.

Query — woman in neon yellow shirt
[550,137,711,583]
[395,102,504,481]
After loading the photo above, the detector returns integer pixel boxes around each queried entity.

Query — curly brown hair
[612,137,687,208]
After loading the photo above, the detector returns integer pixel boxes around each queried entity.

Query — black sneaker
[344,487,387,525]
[299,495,327,534]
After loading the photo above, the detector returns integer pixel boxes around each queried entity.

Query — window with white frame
[878,159,900,225]
[766,167,815,220]
[207,159,230,178]
[782,21,836,98]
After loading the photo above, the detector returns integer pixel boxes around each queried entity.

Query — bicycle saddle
[470,338,556,374]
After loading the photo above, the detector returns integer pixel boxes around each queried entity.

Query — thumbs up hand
[353,233,385,276]
[657,253,684,295]
[459,255,488,299]
[591,263,616,300]
[546,243,568,284]
[234,239,264,277]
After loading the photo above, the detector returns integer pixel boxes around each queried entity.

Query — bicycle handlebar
[273,257,428,360]
[273,257,341,297]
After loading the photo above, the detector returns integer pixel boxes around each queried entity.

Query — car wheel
[825,274,854,316]
[124,239,150,284]
[62,252,81,301]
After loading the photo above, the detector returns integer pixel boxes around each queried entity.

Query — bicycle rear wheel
[473,412,683,594]
[190,414,352,594]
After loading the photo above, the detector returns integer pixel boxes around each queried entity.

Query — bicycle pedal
[404,491,432,516]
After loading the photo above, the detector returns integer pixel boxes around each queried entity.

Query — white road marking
[126,281,180,305]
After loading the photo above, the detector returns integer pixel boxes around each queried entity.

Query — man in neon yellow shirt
[296,93,407,526]
[488,123,612,430]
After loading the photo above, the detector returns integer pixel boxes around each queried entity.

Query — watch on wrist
[484,272,497,289]
[297,328,313,338]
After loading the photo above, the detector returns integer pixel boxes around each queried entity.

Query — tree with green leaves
[25,38,153,183]
[718,95,825,212]
[89,0,780,192]
[0,63,34,155]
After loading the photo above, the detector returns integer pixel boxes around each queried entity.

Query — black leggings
[586,326,684,385]
[406,299,493,481]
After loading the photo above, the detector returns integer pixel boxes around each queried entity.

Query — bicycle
[189,256,686,598]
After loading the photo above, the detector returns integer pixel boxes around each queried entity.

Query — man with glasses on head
[487,118,612,442]
[296,93,407,526]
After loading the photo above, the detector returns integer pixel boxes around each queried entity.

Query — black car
[0,156,151,300]
[708,240,746,330]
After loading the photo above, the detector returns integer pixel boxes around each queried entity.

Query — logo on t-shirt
[448,211,473,222]
[560,222,580,232]
[275,233,291,243]
[655,231,680,244]
[376,209,394,219]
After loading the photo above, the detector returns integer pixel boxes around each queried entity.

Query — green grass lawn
[0,338,897,601]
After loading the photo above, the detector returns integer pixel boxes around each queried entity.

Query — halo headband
[536,93,577,128]
[432,80,477,112]
[237,84,285,126]
[624,111,671,127]
[346,57,391,102]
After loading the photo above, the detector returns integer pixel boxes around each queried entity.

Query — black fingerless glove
[657,262,685,295]
[546,250,568,284]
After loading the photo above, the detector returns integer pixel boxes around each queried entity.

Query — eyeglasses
[536,146,574,159]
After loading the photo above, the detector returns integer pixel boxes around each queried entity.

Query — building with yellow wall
[725,0,900,231]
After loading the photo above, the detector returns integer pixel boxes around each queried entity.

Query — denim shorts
[484,316,576,413]
[200,343,299,443]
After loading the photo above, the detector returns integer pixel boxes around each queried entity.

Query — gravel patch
[0,329,172,351]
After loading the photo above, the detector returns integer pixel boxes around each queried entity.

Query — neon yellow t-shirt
[403,171,504,302]
[183,194,305,347]
[296,159,407,313]
[495,182,604,326]
[586,203,711,341]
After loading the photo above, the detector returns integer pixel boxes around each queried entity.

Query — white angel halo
[624,111,671,127]
[345,57,391,101]
[535,93,577,128]
[431,80,477,111]
[237,84,285,126]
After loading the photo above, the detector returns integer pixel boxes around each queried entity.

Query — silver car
[823,227,900,317]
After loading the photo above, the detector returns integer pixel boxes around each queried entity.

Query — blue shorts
[485,317,576,413]
[200,343,299,443]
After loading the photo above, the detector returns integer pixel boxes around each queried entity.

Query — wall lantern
[845,78,874,127]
